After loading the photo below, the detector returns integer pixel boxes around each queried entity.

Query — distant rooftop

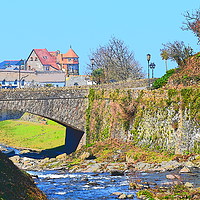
[0,60,24,69]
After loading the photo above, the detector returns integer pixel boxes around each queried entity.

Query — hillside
[167,53,200,88]
[0,151,47,200]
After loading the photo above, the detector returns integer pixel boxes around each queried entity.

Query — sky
[0,0,199,78]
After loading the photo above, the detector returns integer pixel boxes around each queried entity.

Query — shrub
[152,69,175,89]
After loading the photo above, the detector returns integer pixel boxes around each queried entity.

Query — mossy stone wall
[86,88,200,154]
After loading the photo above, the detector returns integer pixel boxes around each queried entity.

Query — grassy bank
[0,120,65,150]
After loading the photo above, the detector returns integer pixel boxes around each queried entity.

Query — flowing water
[27,169,200,200]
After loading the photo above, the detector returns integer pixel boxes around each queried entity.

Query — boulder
[83,163,102,173]
[80,152,92,160]
[112,192,122,196]
[110,170,125,176]
[127,194,134,199]
[9,155,21,163]
[118,193,127,199]
[166,174,176,179]
[179,166,191,173]
[185,182,194,188]
[56,153,67,160]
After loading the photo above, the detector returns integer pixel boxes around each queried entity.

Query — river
[27,168,200,200]
[1,144,200,199]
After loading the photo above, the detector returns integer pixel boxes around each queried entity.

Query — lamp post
[146,54,151,87]
[149,62,156,78]
[18,59,23,88]
[90,58,95,85]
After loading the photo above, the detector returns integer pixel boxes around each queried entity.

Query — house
[0,48,80,88]
[26,49,60,71]
[25,48,79,75]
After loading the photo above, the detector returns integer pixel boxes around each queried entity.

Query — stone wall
[85,88,200,154]
[0,88,88,131]
[0,86,199,154]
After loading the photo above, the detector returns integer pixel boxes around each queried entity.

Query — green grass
[0,120,66,150]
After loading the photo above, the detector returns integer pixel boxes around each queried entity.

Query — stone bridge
[0,88,89,154]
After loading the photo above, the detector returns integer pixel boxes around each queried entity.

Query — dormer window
[43,56,48,59]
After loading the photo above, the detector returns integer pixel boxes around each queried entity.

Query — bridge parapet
[0,88,89,131]
[0,88,88,100]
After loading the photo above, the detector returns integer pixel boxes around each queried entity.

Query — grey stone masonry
[0,88,88,131]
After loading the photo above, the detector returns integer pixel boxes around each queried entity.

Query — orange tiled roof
[34,49,60,70]
[63,48,79,58]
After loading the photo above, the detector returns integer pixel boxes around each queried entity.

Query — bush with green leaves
[152,69,175,89]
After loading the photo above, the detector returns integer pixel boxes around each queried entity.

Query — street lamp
[146,54,151,87]
[90,58,95,85]
[149,62,156,78]
[18,59,23,88]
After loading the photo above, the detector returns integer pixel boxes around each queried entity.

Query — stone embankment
[9,150,200,174]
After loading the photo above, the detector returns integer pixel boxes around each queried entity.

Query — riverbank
[1,138,200,199]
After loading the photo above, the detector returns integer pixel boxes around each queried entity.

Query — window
[43,56,48,59]
[35,57,38,61]
[30,57,33,61]
[2,79,5,85]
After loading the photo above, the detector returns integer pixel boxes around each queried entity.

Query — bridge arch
[0,88,88,154]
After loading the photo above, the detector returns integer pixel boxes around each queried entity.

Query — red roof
[34,49,60,70]
[63,48,79,58]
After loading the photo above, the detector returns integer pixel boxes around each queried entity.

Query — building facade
[25,48,79,75]
[26,49,60,71]
[57,48,79,75]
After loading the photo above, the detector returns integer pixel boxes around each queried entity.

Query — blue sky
[0,0,199,78]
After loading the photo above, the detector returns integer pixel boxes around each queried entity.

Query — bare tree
[88,37,144,82]
[161,41,193,66]
[182,9,200,44]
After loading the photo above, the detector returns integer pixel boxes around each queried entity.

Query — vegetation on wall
[85,87,200,154]
[152,69,176,89]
